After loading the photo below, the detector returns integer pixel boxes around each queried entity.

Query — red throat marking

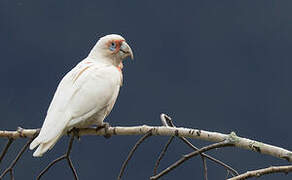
[117,62,123,72]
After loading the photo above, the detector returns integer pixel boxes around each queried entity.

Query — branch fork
[0,114,292,180]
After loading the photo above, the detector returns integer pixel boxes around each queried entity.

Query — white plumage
[30,34,133,157]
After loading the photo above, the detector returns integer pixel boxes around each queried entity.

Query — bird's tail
[29,111,71,157]
[30,133,62,157]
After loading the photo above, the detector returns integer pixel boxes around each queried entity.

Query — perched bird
[30,34,133,157]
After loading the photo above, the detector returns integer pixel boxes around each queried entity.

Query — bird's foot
[95,122,111,139]
[68,127,80,140]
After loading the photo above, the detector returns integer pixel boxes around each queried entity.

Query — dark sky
[1,0,292,179]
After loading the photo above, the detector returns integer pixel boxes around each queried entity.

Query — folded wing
[30,61,121,157]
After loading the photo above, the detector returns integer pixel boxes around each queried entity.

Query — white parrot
[30,34,133,157]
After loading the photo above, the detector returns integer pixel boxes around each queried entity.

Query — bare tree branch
[160,114,239,176]
[201,156,208,180]
[37,133,78,180]
[0,114,292,179]
[0,138,34,179]
[228,165,292,180]
[117,130,152,180]
[153,136,175,175]
[0,138,14,164]
[1,125,292,163]
[150,140,234,180]
[154,114,231,180]
[181,137,238,176]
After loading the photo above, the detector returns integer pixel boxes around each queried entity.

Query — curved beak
[120,41,134,60]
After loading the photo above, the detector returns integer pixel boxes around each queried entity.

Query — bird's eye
[109,42,116,51]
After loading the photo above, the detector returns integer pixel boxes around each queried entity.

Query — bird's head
[89,34,134,65]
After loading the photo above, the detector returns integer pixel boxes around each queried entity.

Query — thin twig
[150,140,234,180]
[66,130,78,179]
[37,134,78,180]
[10,169,14,180]
[37,155,66,179]
[201,156,208,180]
[0,138,34,179]
[153,136,175,175]
[228,165,292,180]
[225,170,231,179]
[160,113,239,176]
[0,138,14,164]
[117,130,153,180]
[161,114,209,179]
[67,158,78,179]
[180,137,238,176]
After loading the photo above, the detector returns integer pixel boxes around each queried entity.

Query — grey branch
[1,124,292,163]
[160,114,239,177]
[153,136,175,175]
[0,138,13,164]
[117,130,152,180]
[0,138,34,179]
[37,130,78,180]
[150,140,234,180]
[228,165,292,180]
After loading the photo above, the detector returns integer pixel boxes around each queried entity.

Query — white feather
[30,58,122,157]
[30,34,131,157]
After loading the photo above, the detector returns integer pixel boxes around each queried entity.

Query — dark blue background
[0,0,292,179]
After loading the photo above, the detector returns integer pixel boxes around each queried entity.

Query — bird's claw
[95,122,111,139]
[68,127,80,140]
